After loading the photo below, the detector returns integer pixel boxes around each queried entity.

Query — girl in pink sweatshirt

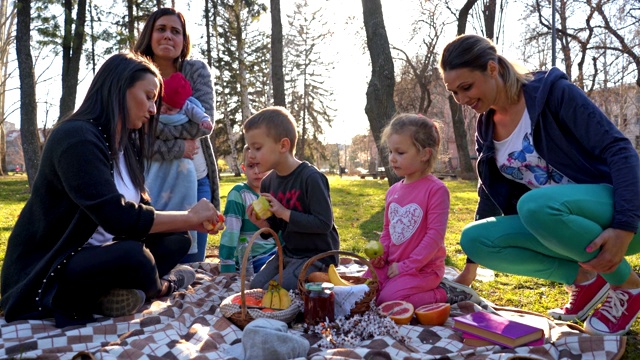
[367,114,450,308]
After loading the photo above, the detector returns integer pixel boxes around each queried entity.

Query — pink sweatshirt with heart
[380,174,450,276]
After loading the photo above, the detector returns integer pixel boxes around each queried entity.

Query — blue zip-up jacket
[475,67,640,233]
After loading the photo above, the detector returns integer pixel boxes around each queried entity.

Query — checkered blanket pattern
[0,262,625,359]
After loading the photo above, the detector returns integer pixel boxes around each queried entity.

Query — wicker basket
[219,228,300,329]
[297,250,379,316]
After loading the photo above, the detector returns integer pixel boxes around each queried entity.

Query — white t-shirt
[85,152,141,246]
[193,142,208,180]
[494,109,573,189]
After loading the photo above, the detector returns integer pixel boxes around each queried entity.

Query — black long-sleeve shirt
[1,120,156,322]
[262,162,340,264]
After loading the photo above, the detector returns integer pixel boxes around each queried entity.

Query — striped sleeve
[219,184,248,273]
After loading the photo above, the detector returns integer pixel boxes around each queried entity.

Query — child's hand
[200,120,213,131]
[259,193,290,221]
[247,203,270,228]
[387,262,399,278]
[370,256,385,268]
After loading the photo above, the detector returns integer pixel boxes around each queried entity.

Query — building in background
[5,122,24,171]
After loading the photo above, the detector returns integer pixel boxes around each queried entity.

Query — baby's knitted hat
[163,72,192,109]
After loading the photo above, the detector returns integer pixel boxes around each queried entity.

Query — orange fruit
[245,296,262,307]
[261,308,276,313]
[230,294,262,307]
[415,303,450,326]
[379,300,414,325]
[378,300,406,313]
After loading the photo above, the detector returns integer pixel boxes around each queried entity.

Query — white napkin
[332,284,370,318]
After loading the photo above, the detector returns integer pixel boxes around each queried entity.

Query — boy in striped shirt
[219,146,277,274]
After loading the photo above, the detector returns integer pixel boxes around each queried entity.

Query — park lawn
[1,174,638,357]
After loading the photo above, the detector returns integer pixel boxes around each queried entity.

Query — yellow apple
[252,196,273,220]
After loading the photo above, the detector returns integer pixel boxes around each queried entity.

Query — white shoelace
[597,289,629,322]
[564,284,579,309]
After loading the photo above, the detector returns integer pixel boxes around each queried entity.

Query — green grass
[1,174,638,357]
[0,175,31,272]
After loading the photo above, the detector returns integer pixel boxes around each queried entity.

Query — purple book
[462,331,545,347]
[453,311,544,349]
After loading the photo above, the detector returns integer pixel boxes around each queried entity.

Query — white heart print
[388,203,423,245]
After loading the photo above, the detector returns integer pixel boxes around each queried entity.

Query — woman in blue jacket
[439,34,640,336]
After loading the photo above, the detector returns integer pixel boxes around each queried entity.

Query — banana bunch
[261,280,292,309]
[328,264,354,286]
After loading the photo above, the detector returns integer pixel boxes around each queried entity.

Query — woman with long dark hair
[134,8,220,263]
[0,53,222,328]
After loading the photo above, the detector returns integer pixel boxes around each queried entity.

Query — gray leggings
[249,253,325,291]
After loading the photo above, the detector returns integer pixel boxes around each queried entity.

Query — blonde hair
[242,144,251,165]
[439,34,530,104]
[243,106,298,154]
[381,114,441,173]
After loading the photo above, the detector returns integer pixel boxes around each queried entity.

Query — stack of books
[452,311,545,348]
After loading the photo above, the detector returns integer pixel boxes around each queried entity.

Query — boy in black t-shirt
[244,106,340,290]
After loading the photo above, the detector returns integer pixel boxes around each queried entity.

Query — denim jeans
[181,175,212,263]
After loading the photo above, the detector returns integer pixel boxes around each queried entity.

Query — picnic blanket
[0,262,626,360]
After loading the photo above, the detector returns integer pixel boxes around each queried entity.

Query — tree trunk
[233,0,246,175]
[0,0,15,176]
[126,0,134,49]
[270,0,285,106]
[448,95,474,179]
[448,0,477,179]
[0,124,5,175]
[235,1,250,122]
[59,0,86,121]
[88,0,96,75]
[298,66,308,160]
[16,0,40,188]
[456,0,476,34]
[483,0,496,39]
[205,0,213,68]
[361,0,399,185]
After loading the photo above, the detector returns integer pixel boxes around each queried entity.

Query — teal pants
[461,184,640,286]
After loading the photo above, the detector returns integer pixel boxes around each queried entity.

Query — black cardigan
[0,120,155,322]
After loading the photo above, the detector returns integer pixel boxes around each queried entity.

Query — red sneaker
[547,275,609,321]
[584,288,640,336]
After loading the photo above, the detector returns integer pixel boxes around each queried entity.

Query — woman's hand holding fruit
[203,213,225,233]
[188,198,221,234]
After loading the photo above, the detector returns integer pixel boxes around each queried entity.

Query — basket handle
[240,227,283,319]
[297,250,378,296]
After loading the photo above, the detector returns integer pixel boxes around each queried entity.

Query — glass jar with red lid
[303,282,335,325]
